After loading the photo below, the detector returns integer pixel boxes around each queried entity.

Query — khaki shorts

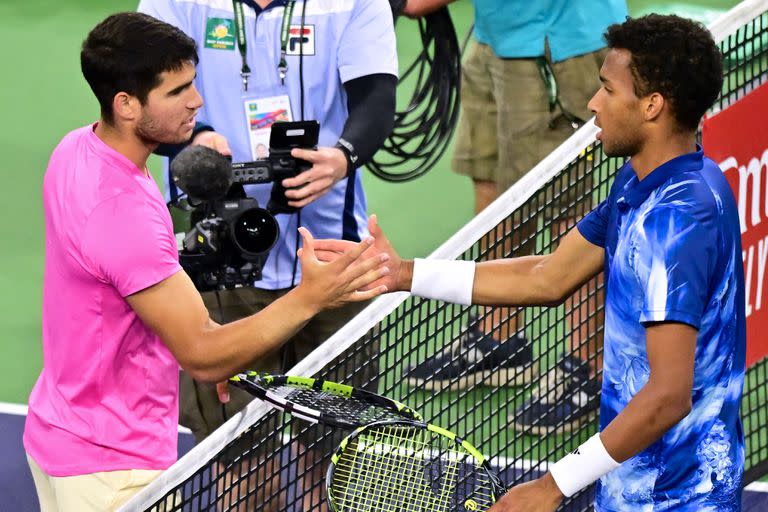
[452,41,606,194]
[27,454,162,512]
[179,287,375,445]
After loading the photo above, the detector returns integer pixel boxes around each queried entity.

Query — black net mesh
[134,6,768,512]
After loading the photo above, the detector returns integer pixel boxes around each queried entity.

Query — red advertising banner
[703,81,768,367]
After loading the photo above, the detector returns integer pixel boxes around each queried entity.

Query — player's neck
[631,131,697,181]
[254,0,271,8]
[94,121,154,174]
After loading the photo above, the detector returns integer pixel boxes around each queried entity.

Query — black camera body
[231,146,310,215]
[172,121,319,291]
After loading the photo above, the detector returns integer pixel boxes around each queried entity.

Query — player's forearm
[545,378,690,498]
[185,288,318,382]
[599,380,692,462]
[397,255,567,306]
[472,257,566,306]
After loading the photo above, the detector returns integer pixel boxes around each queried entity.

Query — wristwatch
[335,138,359,176]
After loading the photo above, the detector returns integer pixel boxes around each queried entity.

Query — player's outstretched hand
[295,226,390,311]
[313,214,403,293]
[488,473,563,512]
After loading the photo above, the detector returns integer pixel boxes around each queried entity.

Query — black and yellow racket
[326,420,505,512]
[228,373,422,429]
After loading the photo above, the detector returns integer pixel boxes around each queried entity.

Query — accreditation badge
[243,95,293,160]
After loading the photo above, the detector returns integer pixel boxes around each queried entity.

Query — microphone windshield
[170,145,233,201]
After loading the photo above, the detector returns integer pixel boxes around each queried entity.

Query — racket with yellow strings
[326,420,506,512]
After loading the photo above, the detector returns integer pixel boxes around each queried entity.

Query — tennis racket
[326,420,505,512]
[228,372,423,429]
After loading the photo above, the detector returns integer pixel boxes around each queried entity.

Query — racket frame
[229,372,423,429]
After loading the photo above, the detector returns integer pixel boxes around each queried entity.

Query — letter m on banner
[703,81,768,366]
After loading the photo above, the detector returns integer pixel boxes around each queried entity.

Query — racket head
[228,373,422,428]
[326,420,505,512]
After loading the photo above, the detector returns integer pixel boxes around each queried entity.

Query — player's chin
[161,129,195,145]
[599,136,620,157]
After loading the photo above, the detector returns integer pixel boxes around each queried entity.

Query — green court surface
[0,0,741,407]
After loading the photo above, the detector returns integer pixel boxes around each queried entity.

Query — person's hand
[488,473,564,512]
[216,381,230,404]
[192,130,232,157]
[312,214,404,293]
[294,226,390,311]
[282,147,348,208]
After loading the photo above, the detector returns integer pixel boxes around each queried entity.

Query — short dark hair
[605,14,723,131]
[81,12,198,123]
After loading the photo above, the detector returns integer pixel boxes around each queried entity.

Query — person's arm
[600,322,696,458]
[126,229,389,383]
[335,73,397,174]
[398,228,604,306]
[403,0,456,17]
[284,73,397,208]
[313,214,605,308]
[488,322,696,512]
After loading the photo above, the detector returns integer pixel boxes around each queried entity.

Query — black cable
[290,0,308,290]
[366,6,462,182]
[291,211,301,288]
[299,0,307,122]
[461,22,474,55]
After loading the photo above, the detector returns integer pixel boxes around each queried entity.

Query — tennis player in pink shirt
[23,13,388,511]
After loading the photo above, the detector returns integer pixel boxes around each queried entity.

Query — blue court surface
[2,406,767,511]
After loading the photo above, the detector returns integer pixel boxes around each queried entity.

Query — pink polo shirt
[24,125,183,476]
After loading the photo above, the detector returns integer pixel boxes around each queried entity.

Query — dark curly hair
[81,12,198,124]
[605,14,723,131]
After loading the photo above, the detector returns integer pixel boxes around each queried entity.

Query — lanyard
[232,0,297,91]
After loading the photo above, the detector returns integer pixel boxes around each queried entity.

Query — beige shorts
[27,454,162,512]
[452,41,606,194]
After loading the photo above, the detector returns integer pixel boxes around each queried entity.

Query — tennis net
[122,1,768,510]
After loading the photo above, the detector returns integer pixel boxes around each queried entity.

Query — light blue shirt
[472,0,628,62]
[579,149,746,510]
[138,0,398,288]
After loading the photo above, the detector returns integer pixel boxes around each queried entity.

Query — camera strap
[232,0,298,91]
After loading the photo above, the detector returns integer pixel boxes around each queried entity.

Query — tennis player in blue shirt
[316,14,745,511]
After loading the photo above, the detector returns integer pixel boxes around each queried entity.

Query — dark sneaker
[511,354,600,436]
[404,325,537,391]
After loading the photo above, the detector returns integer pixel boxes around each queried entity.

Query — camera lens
[232,208,279,255]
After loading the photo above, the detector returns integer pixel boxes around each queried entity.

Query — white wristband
[549,433,620,497]
[411,258,476,305]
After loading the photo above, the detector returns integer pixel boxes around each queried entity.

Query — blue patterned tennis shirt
[578,147,746,510]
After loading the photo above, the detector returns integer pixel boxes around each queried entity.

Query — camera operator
[23,13,388,511]
[139,0,397,508]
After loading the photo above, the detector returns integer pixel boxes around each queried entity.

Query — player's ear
[112,92,141,123]
[644,92,665,123]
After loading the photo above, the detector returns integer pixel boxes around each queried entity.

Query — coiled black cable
[367,6,462,182]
